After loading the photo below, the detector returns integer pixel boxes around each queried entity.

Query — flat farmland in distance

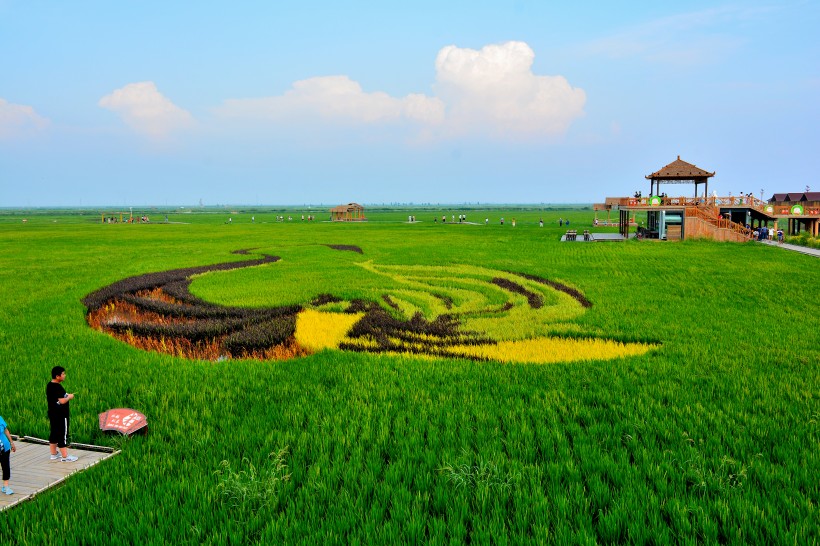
[0,208,818,545]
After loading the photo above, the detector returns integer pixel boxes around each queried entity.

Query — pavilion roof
[330,202,364,213]
[645,156,715,180]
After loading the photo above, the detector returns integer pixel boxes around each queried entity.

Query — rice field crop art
[6,212,820,545]
[83,245,658,364]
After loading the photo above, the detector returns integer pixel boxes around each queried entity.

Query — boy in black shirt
[47,366,77,462]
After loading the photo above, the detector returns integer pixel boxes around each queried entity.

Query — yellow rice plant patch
[341,337,379,350]
[448,337,656,364]
[295,309,364,351]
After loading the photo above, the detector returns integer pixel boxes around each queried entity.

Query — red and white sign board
[98,408,148,436]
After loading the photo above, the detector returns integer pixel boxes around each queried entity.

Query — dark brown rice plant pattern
[324,244,363,254]
[84,251,305,360]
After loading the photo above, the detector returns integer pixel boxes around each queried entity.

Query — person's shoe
[60,455,78,462]
[1,486,12,495]
[50,454,61,460]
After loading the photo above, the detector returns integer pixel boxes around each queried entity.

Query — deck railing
[619,195,769,210]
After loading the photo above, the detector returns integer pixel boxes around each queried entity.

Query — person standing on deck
[47,367,78,462]
[0,415,16,494]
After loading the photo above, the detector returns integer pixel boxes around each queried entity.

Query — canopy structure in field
[645,155,715,198]
[330,203,366,222]
[100,212,129,224]
[98,408,148,436]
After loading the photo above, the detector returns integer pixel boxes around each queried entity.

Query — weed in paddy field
[439,449,520,492]
[672,434,748,497]
[215,446,291,514]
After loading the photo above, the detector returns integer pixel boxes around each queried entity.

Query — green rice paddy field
[0,209,818,544]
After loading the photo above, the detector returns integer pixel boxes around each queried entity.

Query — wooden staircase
[684,206,752,242]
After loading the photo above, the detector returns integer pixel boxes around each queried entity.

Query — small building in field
[766,192,820,237]
[330,203,366,222]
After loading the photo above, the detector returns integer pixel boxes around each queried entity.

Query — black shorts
[49,415,70,448]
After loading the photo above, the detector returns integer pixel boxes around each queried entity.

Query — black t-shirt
[47,381,68,418]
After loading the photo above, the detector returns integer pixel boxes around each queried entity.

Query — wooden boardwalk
[0,436,119,512]
[759,239,820,258]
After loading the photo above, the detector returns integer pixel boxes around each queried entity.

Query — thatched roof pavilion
[645,156,715,197]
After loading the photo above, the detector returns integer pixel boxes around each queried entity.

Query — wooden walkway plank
[0,436,120,512]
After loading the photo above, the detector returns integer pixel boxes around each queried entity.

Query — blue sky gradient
[2,1,818,206]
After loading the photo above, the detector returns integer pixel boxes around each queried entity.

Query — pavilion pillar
[619,210,627,238]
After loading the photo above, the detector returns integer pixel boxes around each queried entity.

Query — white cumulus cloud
[0,98,49,140]
[215,41,584,141]
[99,82,193,138]
[218,75,445,126]
[434,41,586,138]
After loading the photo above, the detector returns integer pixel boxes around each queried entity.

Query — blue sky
[2,1,818,207]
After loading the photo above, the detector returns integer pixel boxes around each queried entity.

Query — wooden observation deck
[595,156,781,241]
[602,195,777,241]
[0,436,119,512]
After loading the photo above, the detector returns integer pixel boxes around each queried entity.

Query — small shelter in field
[330,203,366,222]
